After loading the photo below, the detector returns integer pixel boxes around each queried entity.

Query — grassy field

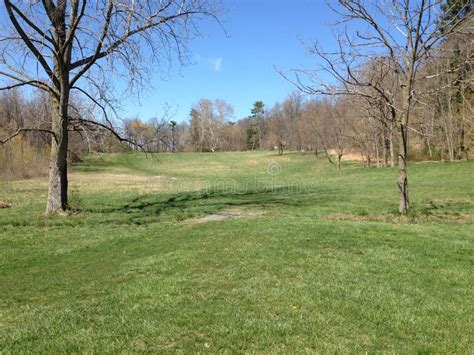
[0,151,473,352]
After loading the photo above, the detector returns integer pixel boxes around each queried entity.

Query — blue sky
[125,0,336,122]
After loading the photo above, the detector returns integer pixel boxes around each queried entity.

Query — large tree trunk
[46,88,69,214]
[45,4,70,215]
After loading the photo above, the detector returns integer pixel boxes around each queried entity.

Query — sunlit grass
[0,151,473,352]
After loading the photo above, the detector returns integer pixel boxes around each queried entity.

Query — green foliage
[0,152,473,352]
[245,101,265,150]
[251,100,265,117]
[245,124,258,150]
[440,0,472,27]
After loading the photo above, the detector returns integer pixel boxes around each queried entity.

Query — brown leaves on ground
[0,201,12,208]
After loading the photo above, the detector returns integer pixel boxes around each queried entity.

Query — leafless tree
[284,0,471,213]
[319,99,352,170]
[189,98,234,152]
[267,103,289,155]
[283,91,304,151]
[0,0,222,214]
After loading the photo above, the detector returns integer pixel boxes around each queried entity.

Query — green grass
[0,151,473,352]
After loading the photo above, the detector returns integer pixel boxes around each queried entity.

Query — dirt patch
[187,208,263,224]
[0,201,12,209]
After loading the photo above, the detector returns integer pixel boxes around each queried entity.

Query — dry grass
[325,212,474,224]
[328,149,364,161]
[0,138,49,180]
[69,172,207,194]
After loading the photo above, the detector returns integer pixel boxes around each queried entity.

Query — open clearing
[0,151,473,352]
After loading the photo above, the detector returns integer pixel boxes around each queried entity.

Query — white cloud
[209,57,223,72]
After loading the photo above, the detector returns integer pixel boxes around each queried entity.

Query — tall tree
[189,99,234,152]
[284,0,470,213]
[248,100,265,149]
[0,0,222,214]
[267,103,288,155]
[170,120,178,153]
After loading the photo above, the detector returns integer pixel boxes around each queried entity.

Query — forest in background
[0,1,472,180]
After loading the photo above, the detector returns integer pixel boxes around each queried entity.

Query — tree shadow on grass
[71,159,120,173]
[89,186,338,225]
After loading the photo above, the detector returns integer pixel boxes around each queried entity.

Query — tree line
[0,0,472,214]
[3,70,471,166]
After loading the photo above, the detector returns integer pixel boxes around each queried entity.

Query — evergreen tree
[440,0,472,29]
[246,101,265,149]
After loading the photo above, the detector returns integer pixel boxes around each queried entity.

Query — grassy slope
[0,151,473,352]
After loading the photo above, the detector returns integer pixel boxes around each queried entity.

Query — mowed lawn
[0,151,473,352]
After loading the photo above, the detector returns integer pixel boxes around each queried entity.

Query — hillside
[0,152,473,352]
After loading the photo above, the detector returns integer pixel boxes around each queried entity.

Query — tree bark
[444,101,455,161]
[46,84,69,214]
[375,138,380,168]
[382,125,389,167]
[389,120,396,167]
[398,121,409,214]
[278,142,284,155]
[397,79,412,214]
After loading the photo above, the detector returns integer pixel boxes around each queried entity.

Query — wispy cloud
[209,57,223,72]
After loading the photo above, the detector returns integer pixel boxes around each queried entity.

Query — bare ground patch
[186,208,264,224]
[0,201,12,208]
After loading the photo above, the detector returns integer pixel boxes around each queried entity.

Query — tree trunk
[337,153,342,170]
[398,122,409,214]
[45,6,71,215]
[382,128,389,167]
[445,97,455,161]
[389,120,396,167]
[397,79,412,214]
[46,88,69,214]
[426,137,433,159]
[459,123,467,160]
[375,137,380,168]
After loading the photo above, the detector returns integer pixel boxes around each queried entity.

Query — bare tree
[319,99,351,170]
[267,103,289,155]
[284,0,471,213]
[283,91,304,151]
[299,99,323,154]
[189,98,234,152]
[0,0,222,214]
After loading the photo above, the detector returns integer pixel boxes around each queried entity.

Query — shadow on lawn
[90,186,336,224]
